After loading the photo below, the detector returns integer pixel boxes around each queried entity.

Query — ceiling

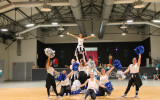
[0,0,160,43]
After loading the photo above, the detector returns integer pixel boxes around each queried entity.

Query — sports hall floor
[0,79,160,100]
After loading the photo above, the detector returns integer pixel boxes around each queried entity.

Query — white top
[87,79,96,92]
[129,63,139,73]
[61,78,69,86]
[100,74,109,85]
[78,38,84,46]
[78,65,86,72]
[47,66,54,76]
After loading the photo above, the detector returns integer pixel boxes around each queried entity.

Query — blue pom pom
[71,88,81,95]
[96,91,101,96]
[134,46,144,55]
[72,62,79,71]
[105,81,113,93]
[57,73,66,81]
[113,60,122,70]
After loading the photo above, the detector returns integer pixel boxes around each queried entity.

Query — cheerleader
[94,66,114,96]
[45,57,59,98]
[76,52,88,90]
[56,70,74,96]
[67,32,95,55]
[121,54,142,98]
[86,58,96,78]
[70,59,79,86]
[80,72,106,100]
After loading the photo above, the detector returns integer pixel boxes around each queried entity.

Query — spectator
[53,58,58,67]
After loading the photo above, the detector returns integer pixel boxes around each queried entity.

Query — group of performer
[44,32,143,100]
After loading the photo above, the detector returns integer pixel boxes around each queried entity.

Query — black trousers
[85,89,96,99]
[99,86,108,96]
[46,74,58,96]
[78,71,87,90]
[124,77,140,95]
[70,74,78,86]
[59,85,71,96]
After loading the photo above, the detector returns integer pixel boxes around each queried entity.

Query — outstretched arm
[123,66,130,74]
[75,53,79,63]
[82,52,86,63]
[54,70,59,75]
[93,67,101,76]
[67,70,74,78]
[67,32,79,39]
[83,36,96,40]
[106,66,114,75]
[137,54,141,67]
[56,81,61,87]
[46,57,50,70]
[96,80,106,88]
[80,79,89,87]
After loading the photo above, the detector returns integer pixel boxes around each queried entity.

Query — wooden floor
[0,86,160,100]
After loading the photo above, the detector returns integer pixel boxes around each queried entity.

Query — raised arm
[106,66,114,75]
[56,81,61,87]
[75,53,79,63]
[67,32,79,39]
[83,36,96,40]
[96,79,106,88]
[80,79,89,88]
[45,57,50,70]
[67,70,74,78]
[93,67,101,76]
[82,52,86,63]
[123,66,130,74]
[137,54,141,67]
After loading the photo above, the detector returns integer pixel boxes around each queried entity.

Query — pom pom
[87,61,96,68]
[71,88,81,95]
[134,46,144,55]
[71,80,81,91]
[113,60,122,70]
[105,81,113,93]
[72,62,79,71]
[96,91,101,96]
[44,48,55,58]
[116,70,126,80]
[57,73,66,81]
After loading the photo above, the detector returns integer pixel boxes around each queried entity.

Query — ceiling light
[1,28,8,32]
[60,35,64,37]
[122,33,126,36]
[58,25,64,31]
[120,23,127,29]
[26,23,35,27]
[127,20,133,23]
[41,2,51,12]
[152,19,160,23]
[52,22,58,25]
[91,34,95,36]
[134,0,145,9]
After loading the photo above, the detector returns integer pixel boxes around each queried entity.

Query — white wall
[0,43,8,80]
[8,39,37,80]
[150,36,160,60]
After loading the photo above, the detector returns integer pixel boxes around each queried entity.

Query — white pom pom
[88,61,96,68]
[116,70,126,80]
[44,48,55,58]
[71,80,81,91]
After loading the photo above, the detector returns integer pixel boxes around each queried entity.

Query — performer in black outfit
[45,57,59,98]
[121,54,142,98]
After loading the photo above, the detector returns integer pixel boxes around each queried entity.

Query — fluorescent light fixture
[26,23,35,27]
[41,2,51,12]
[152,19,160,23]
[127,20,133,23]
[122,33,126,36]
[134,0,145,9]
[60,35,64,37]
[52,22,58,25]
[91,34,95,36]
[1,28,8,32]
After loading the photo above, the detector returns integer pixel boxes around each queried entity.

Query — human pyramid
[44,32,144,100]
